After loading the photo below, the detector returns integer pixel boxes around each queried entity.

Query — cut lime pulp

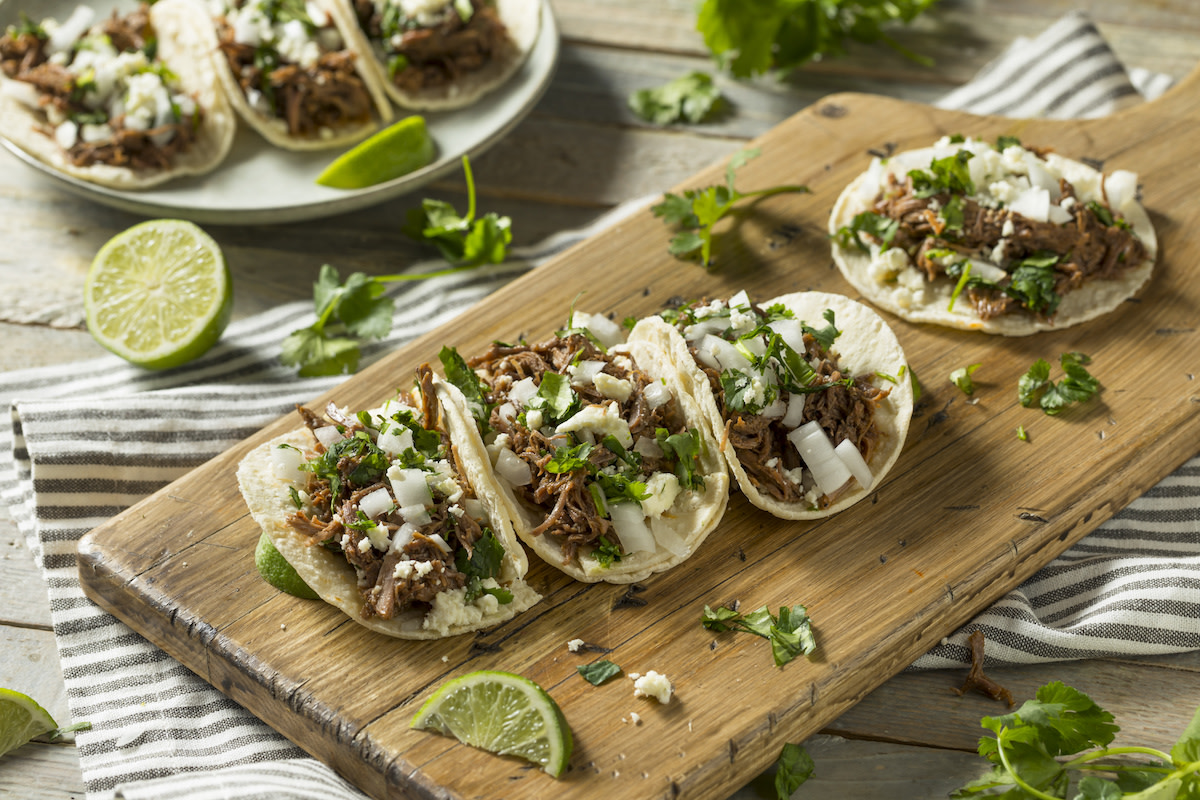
[0,688,58,758]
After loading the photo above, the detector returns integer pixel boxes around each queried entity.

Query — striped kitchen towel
[0,10,1194,800]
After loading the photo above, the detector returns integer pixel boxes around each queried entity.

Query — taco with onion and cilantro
[637,290,914,520]
[829,135,1157,335]
[236,364,540,639]
[0,1,235,188]
[438,309,729,584]
[333,0,540,110]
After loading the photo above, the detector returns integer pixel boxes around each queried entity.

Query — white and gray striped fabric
[1,11,1194,799]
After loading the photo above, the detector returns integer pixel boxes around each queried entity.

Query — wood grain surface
[74,65,1200,799]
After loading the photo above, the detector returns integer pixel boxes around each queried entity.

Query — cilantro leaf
[404,156,512,266]
[591,535,622,568]
[280,326,361,377]
[702,603,816,667]
[454,530,512,604]
[652,148,808,267]
[950,363,981,395]
[628,71,725,125]
[1019,353,1100,416]
[833,210,899,253]
[438,346,493,434]
[909,150,976,198]
[774,742,815,800]
[546,441,594,473]
[695,0,936,78]
[1005,252,1061,316]
[577,660,623,686]
[528,371,579,424]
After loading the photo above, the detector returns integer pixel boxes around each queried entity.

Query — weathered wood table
[3,1,1199,797]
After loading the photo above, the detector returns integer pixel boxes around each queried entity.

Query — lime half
[316,116,435,189]
[84,219,232,370]
[255,531,319,600]
[0,688,58,758]
[411,670,573,778]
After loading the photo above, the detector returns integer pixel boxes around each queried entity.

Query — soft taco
[236,365,540,639]
[829,135,1157,335]
[438,310,729,584]
[334,0,540,110]
[0,1,235,189]
[203,0,393,150]
[637,290,914,520]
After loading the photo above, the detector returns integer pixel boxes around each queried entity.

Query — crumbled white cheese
[393,559,435,580]
[593,372,633,403]
[567,638,585,652]
[630,670,673,704]
[556,402,633,447]
[525,408,544,430]
[639,473,681,518]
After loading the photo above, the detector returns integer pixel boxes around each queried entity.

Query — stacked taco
[0,0,235,188]
[236,364,540,639]
[829,135,1157,335]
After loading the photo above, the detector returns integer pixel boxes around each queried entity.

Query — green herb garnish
[1018,352,1101,415]
[628,71,724,125]
[405,156,512,267]
[909,150,976,198]
[774,742,815,799]
[702,603,816,667]
[577,660,623,686]
[454,530,513,604]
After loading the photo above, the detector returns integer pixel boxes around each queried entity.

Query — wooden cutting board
[78,67,1200,800]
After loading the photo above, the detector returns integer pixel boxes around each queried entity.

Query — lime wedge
[84,219,232,370]
[316,116,435,189]
[411,670,573,778]
[0,688,58,758]
[254,531,319,600]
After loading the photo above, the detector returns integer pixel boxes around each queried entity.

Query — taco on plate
[0,1,235,188]
[637,290,914,520]
[335,0,540,110]
[438,309,729,584]
[203,0,393,150]
[829,135,1157,335]
[236,364,540,639]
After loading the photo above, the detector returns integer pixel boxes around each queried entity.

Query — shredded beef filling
[469,333,689,565]
[874,172,1148,320]
[353,0,509,93]
[0,6,203,171]
[216,10,373,138]
[682,303,886,507]
[284,365,483,620]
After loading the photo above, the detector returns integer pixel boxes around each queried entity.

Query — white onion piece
[768,318,807,356]
[643,381,671,408]
[634,436,664,459]
[1104,170,1138,212]
[497,402,516,423]
[583,313,625,349]
[1009,187,1050,223]
[1046,204,1074,225]
[270,445,307,482]
[494,448,532,486]
[388,523,417,553]
[760,396,786,419]
[314,425,342,449]
[650,517,689,557]
[609,503,656,554]
[683,318,727,342]
[967,257,1008,283]
[389,467,433,508]
[358,488,393,520]
[834,439,873,490]
[400,504,432,527]
[508,377,538,406]
[692,343,719,371]
[698,334,750,373]
[857,159,888,202]
[377,426,413,457]
[570,360,606,386]
[727,289,751,310]
[781,393,806,429]
[48,6,96,55]
[461,498,486,521]
[426,533,452,554]
[787,421,851,497]
[1023,153,1060,198]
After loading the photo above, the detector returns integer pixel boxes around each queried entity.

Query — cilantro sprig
[628,71,725,125]
[652,148,809,267]
[702,603,816,667]
[454,530,513,604]
[1019,352,1101,416]
[281,157,511,376]
[954,681,1200,799]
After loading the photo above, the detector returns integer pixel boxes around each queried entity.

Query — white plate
[0,0,559,224]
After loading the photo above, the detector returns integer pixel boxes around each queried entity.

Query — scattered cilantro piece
[628,71,725,125]
[404,155,512,266]
[1006,251,1062,316]
[303,431,389,499]
[438,346,493,434]
[950,363,981,395]
[577,660,623,686]
[591,535,622,568]
[651,148,809,267]
[454,530,513,604]
[774,742,815,799]
[1017,425,1028,442]
[528,371,580,424]
[954,682,1200,800]
[1018,352,1100,416]
[1086,200,1132,231]
[695,0,935,78]
[995,134,1022,151]
[546,441,594,474]
[909,150,976,198]
[702,603,816,667]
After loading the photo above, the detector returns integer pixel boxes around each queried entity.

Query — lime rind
[316,116,435,190]
[0,688,58,758]
[411,670,572,778]
[254,531,319,600]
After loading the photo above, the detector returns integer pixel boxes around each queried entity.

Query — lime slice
[411,670,573,778]
[0,688,58,758]
[254,531,319,600]
[84,219,232,370]
[316,116,435,189]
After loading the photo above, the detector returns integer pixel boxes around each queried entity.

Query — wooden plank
[74,74,1200,800]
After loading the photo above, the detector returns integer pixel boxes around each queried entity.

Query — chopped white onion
[768,318,807,356]
[966,257,1008,284]
[1104,170,1138,212]
[760,396,786,419]
[781,393,806,429]
[358,488,393,520]
[683,318,728,342]
[426,533,452,554]
[1023,153,1060,198]
[388,467,433,508]
[1046,204,1074,225]
[650,517,689,557]
[497,402,516,423]
[508,377,538,407]
[643,380,671,408]
[834,439,873,491]
[269,445,307,482]
[461,498,486,521]
[400,504,432,527]
[580,312,625,349]
[377,426,413,457]
[609,502,656,554]
[48,6,96,55]
[314,425,342,449]
[494,448,532,486]
[569,360,606,386]
[388,523,417,554]
[787,421,851,497]
[698,334,750,373]
[634,436,664,459]
[1009,187,1050,223]
[727,289,751,310]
